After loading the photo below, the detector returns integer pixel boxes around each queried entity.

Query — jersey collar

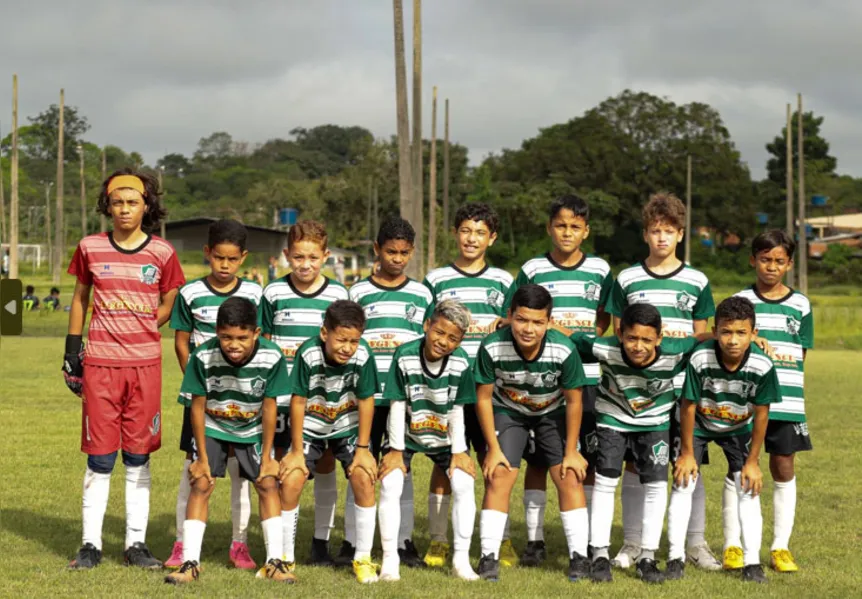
[220,339,260,368]
[545,251,586,272]
[419,339,450,379]
[751,284,795,305]
[286,274,330,299]
[108,231,152,254]
[713,342,752,374]
[640,260,685,280]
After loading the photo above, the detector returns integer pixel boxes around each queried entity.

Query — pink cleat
[164,541,184,569]
[230,541,257,570]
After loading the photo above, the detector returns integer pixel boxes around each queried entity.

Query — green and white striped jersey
[503,253,613,383]
[734,286,813,422]
[288,336,379,441]
[170,277,264,348]
[423,263,513,361]
[682,340,781,438]
[382,338,476,453]
[573,335,699,432]
[474,328,587,417]
[349,277,433,403]
[261,276,349,372]
[180,337,290,444]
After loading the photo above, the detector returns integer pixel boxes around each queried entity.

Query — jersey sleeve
[421,278,436,323]
[501,268,529,315]
[160,249,186,292]
[170,289,194,332]
[260,289,275,335]
[800,305,814,349]
[599,270,614,309]
[569,333,598,363]
[287,351,311,398]
[67,244,93,286]
[265,354,292,400]
[606,279,626,317]
[681,361,702,404]
[677,336,701,357]
[356,352,380,400]
[179,351,208,398]
[754,365,781,406]
[560,346,588,390]
[692,280,716,320]
[382,356,408,404]
[454,364,477,405]
[473,343,497,385]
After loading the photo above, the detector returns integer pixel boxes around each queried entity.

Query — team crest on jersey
[675,291,697,312]
[647,378,665,397]
[406,303,420,322]
[541,371,558,386]
[651,440,669,466]
[786,316,801,336]
[487,289,504,307]
[250,376,266,398]
[139,264,159,285]
[150,413,161,437]
[584,282,601,302]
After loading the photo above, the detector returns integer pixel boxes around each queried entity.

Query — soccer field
[1,338,860,598]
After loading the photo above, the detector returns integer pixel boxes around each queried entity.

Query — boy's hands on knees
[258,455,279,483]
[449,452,475,478]
[348,447,377,481]
[674,452,698,488]
[741,461,763,496]
[189,459,214,486]
[482,446,511,481]
[560,450,587,482]
[378,450,406,479]
[278,449,309,482]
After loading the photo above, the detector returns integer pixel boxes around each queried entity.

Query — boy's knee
[121,451,149,468]
[380,469,405,494]
[449,469,474,497]
[191,477,215,495]
[255,476,278,495]
[87,452,118,474]
[770,455,795,481]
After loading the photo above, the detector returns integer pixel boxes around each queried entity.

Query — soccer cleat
[611,542,640,569]
[590,557,613,583]
[665,558,685,580]
[686,543,721,571]
[452,560,479,581]
[635,558,665,584]
[353,557,380,584]
[722,546,744,570]
[229,541,257,570]
[164,560,200,584]
[499,539,519,567]
[310,538,335,567]
[164,541,184,569]
[124,542,163,569]
[256,558,297,583]
[742,563,768,584]
[333,540,356,568]
[68,543,102,570]
[567,552,590,582]
[770,549,799,573]
[520,540,547,567]
[423,540,450,568]
[477,554,500,582]
[398,539,426,568]
[379,559,401,582]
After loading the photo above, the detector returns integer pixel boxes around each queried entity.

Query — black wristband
[356,444,370,449]
[65,334,83,354]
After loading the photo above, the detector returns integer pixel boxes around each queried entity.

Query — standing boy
[65,169,185,569]
[164,298,292,584]
[421,203,512,567]
[277,300,380,584]
[606,192,718,571]
[666,296,779,584]
[475,284,590,583]
[165,219,262,570]
[733,230,813,573]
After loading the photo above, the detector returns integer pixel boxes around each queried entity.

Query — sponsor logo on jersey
[651,440,669,466]
[675,291,697,312]
[206,403,259,420]
[98,295,155,315]
[553,313,594,331]
[487,289,504,307]
[307,398,358,423]
[410,414,448,434]
[99,264,115,277]
[785,316,801,336]
[584,282,601,302]
[140,264,159,285]
[696,404,751,423]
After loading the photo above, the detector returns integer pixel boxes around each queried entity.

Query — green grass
[1,339,860,597]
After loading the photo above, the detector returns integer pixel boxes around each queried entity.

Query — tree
[156,153,192,177]
[766,111,837,188]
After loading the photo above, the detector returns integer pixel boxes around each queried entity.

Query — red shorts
[81,363,162,455]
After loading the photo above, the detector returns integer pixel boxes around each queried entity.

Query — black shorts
[524,386,598,471]
[193,437,268,482]
[302,435,357,480]
[692,433,750,474]
[496,411,566,469]
[179,406,194,453]
[370,406,390,460]
[595,427,670,484]
[669,410,710,467]
[387,447,453,473]
[765,420,813,455]
[273,412,291,449]
[465,405,487,455]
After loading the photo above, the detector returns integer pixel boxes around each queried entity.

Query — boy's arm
[258,397,278,480]
[595,307,611,337]
[674,399,698,488]
[476,383,508,479]
[379,400,408,478]
[279,394,309,479]
[348,396,377,481]
[174,331,191,373]
[189,395,213,486]
[157,289,179,328]
[68,280,92,336]
[63,281,92,397]
[741,405,769,496]
[561,387,587,481]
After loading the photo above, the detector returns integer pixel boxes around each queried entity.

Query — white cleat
[611,543,641,569]
[687,543,722,571]
[453,561,480,581]
[379,560,401,582]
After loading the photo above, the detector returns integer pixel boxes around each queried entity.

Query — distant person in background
[2,249,9,276]
[251,267,265,287]
[23,285,40,311]
[242,270,251,281]
[43,287,61,311]
[334,257,346,284]
[268,256,278,283]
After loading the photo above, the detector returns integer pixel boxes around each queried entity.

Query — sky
[2,0,861,180]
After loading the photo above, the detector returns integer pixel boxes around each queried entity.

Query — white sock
[501,514,511,541]
[772,477,797,551]
[261,516,283,563]
[379,470,404,561]
[589,474,618,550]
[182,520,206,563]
[227,457,252,544]
[344,485,357,546]
[354,504,377,560]
[450,469,476,556]
[479,510,507,558]
[125,462,151,549]
[313,468,338,541]
[428,493,451,543]
[687,475,707,547]
[621,470,643,546]
[734,472,763,565]
[281,507,298,563]
[583,484,593,516]
[560,508,589,557]
[641,480,668,552]
[723,476,742,549]
[523,490,546,542]
[398,471,415,549]
[667,477,696,561]
[82,468,111,550]
[175,460,191,543]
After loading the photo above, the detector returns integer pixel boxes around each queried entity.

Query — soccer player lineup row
[62,169,813,588]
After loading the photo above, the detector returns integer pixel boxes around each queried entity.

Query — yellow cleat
[770,549,799,573]
[256,559,296,583]
[353,557,380,584]
[722,546,744,571]
[424,541,450,568]
[499,539,519,568]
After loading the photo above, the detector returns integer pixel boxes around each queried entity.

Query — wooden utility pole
[100,148,107,232]
[796,93,807,294]
[684,154,692,264]
[10,75,20,279]
[0,123,6,248]
[158,166,166,239]
[53,89,65,284]
[78,143,87,237]
[785,103,795,287]
[428,86,438,269]
[393,0,413,222]
[442,98,450,257]
[45,183,53,273]
[410,0,424,277]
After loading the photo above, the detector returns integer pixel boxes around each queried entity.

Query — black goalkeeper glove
[62,335,85,397]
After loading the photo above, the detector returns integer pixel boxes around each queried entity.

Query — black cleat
[124,542,163,570]
[164,560,200,584]
[520,541,547,567]
[68,543,102,570]
[665,558,685,580]
[478,553,500,581]
[636,558,665,584]
[590,557,613,583]
[398,539,426,568]
[309,538,335,566]
[742,564,768,584]
[333,540,355,568]
[567,552,590,582]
